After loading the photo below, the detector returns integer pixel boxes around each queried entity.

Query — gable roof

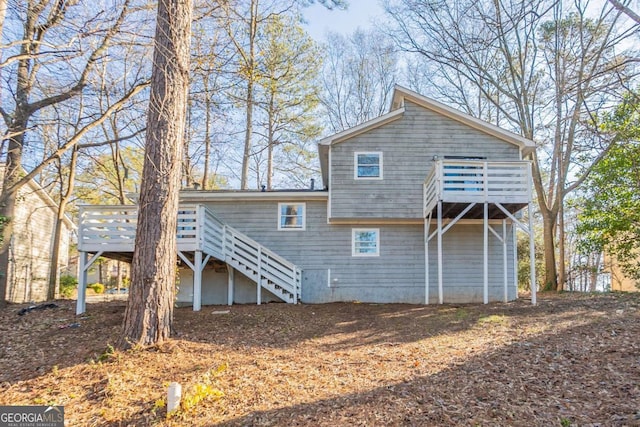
[0,164,75,229]
[317,85,536,187]
[390,85,536,154]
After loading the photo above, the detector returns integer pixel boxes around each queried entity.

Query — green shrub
[89,283,105,294]
[59,274,77,298]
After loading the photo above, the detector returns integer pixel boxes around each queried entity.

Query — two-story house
[75,85,537,314]
[0,164,74,303]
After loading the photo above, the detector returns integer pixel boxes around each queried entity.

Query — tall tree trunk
[542,212,558,290]
[0,118,28,302]
[240,0,258,190]
[589,252,602,292]
[121,0,192,348]
[531,150,558,291]
[266,91,275,190]
[48,145,79,300]
[267,141,274,190]
[241,81,254,189]
[116,261,123,290]
[558,198,566,291]
[202,83,212,190]
[183,100,193,188]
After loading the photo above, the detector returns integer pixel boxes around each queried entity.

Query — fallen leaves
[0,293,639,426]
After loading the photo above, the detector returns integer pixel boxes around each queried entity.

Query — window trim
[352,228,380,257]
[277,202,306,231]
[354,151,383,180]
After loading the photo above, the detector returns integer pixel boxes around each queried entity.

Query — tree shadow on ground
[174,293,631,352]
[2,293,636,385]
[207,307,640,427]
[0,299,125,384]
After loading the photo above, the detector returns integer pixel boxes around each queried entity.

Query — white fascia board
[180,190,329,203]
[25,177,76,230]
[318,107,405,146]
[391,85,536,155]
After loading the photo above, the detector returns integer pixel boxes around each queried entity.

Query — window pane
[355,231,376,242]
[354,229,379,255]
[279,204,304,229]
[358,165,380,177]
[357,154,380,178]
[358,154,379,165]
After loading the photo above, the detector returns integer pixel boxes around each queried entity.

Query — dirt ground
[0,292,639,426]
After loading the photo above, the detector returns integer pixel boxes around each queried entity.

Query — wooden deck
[422,160,536,306]
[76,204,301,314]
[424,160,531,218]
[78,204,226,257]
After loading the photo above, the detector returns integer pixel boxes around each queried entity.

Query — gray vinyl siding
[3,183,71,303]
[330,100,522,219]
[185,199,517,305]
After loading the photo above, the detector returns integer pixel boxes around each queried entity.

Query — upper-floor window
[354,152,383,179]
[352,228,380,256]
[278,203,306,231]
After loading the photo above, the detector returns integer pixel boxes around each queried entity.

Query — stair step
[220,229,301,303]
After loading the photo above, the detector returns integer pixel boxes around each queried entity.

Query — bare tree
[190,5,234,190]
[386,0,639,290]
[609,0,640,24]
[255,14,323,189]
[220,0,346,189]
[320,29,398,132]
[0,0,140,302]
[48,144,78,300]
[121,0,193,347]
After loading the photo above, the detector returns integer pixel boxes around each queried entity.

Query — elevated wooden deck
[78,204,226,257]
[424,160,532,218]
[76,204,301,314]
[422,160,536,306]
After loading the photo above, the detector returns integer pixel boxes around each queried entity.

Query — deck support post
[513,224,518,300]
[437,200,443,304]
[503,220,508,303]
[193,250,202,311]
[76,250,103,315]
[227,266,234,306]
[528,202,537,305]
[424,215,430,305]
[257,246,262,305]
[76,251,88,315]
[483,201,489,304]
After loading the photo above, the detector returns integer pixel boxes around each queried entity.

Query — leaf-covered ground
[1,293,639,426]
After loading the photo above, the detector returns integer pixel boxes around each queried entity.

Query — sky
[302,0,387,41]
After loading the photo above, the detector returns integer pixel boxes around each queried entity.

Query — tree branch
[2,82,148,199]
[608,0,640,24]
[78,127,146,149]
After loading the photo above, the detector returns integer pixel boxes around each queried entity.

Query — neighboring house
[603,253,638,292]
[0,166,74,303]
[75,85,537,314]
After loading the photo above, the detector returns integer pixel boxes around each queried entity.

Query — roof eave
[392,84,536,153]
[318,107,405,146]
[179,190,329,203]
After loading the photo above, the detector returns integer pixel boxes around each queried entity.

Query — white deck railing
[78,204,300,302]
[223,226,301,302]
[78,204,210,253]
[424,160,532,215]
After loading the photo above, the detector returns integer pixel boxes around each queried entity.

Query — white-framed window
[352,228,380,256]
[278,203,306,231]
[354,152,383,179]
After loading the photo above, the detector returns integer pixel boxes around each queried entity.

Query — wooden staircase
[182,205,302,303]
[221,224,301,304]
[78,204,302,305]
